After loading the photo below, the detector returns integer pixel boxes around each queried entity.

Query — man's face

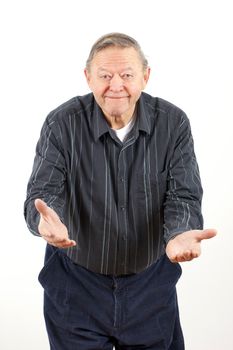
[85,47,150,119]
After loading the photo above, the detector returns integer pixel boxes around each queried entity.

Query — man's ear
[143,67,151,86]
[84,68,91,84]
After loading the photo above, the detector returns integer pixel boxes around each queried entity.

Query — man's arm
[24,116,75,248]
[163,113,216,261]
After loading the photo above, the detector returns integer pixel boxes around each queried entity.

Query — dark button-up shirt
[24,92,203,275]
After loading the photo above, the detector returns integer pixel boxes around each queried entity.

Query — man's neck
[103,108,136,130]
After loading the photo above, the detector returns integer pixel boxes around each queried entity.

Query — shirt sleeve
[163,113,203,243]
[24,116,67,236]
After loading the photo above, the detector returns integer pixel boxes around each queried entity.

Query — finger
[175,255,193,262]
[59,241,76,248]
[43,236,76,247]
[197,228,217,242]
[171,255,185,263]
[171,250,199,262]
[49,240,76,249]
[167,254,179,263]
[183,253,199,261]
[183,250,193,260]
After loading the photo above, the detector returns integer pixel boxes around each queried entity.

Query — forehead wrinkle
[90,47,143,73]
[97,66,134,73]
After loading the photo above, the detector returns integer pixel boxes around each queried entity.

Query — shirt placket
[116,137,136,275]
[117,147,128,274]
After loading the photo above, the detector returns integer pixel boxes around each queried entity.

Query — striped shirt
[24,92,203,275]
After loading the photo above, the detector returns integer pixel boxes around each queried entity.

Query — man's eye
[122,74,133,80]
[100,75,112,80]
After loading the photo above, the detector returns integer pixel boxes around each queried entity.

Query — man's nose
[109,74,124,91]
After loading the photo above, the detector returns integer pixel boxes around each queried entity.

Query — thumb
[197,228,217,242]
[35,198,50,218]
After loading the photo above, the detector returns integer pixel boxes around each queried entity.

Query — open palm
[35,199,76,248]
[166,229,217,263]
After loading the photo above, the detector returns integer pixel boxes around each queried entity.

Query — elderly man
[24,32,216,349]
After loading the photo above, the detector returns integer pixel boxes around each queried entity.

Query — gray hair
[86,32,148,71]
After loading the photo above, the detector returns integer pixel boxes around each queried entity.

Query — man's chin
[104,107,127,118]
[109,111,124,117]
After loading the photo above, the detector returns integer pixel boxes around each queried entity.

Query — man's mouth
[104,96,129,99]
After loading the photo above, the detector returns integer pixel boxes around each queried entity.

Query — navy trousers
[39,245,184,349]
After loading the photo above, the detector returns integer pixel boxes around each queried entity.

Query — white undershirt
[111,117,136,142]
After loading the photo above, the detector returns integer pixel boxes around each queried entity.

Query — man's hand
[166,229,217,263]
[35,199,76,248]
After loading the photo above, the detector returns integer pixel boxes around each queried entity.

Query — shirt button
[121,206,125,211]
[120,177,124,182]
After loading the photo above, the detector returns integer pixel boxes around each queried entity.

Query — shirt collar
[93,100,111,142]
[137,92,151,135]
[92,92,151,142]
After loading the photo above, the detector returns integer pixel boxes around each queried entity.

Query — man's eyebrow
[97,68,110,72]
[121,67,134,72]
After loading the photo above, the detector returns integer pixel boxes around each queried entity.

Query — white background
[1,0,232,349]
